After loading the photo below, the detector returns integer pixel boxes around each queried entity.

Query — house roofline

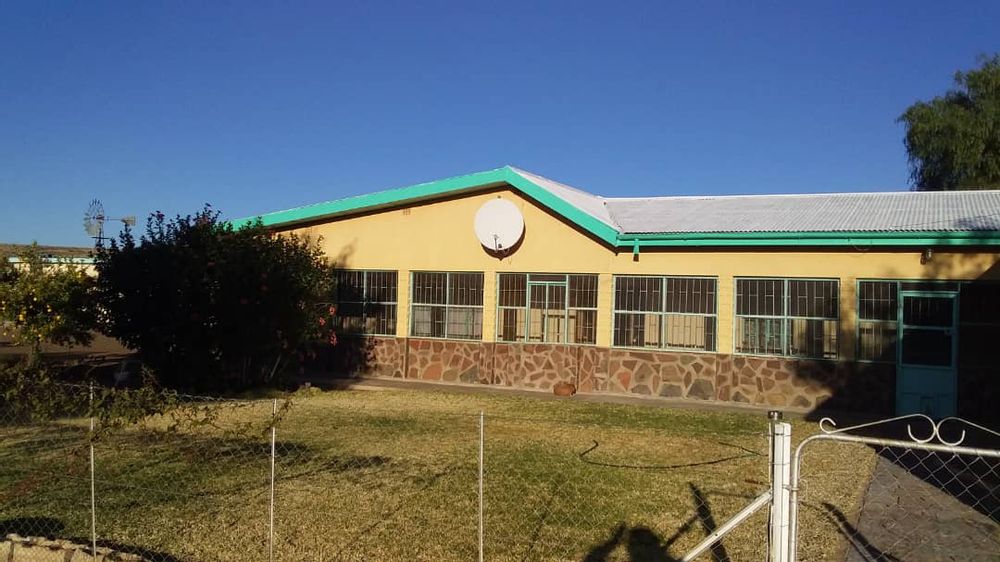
[230,167,1000,249]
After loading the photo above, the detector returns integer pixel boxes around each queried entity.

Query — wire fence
[0,382,775,562]
[791,419,1000,561]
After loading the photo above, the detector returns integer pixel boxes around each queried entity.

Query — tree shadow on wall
[783,247,1000,426]
[782,248,1000,541]
[302,245,380,381]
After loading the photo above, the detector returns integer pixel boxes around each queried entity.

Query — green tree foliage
[95,206,335,392]
[899,54,1000,190]
[0,244,96,361]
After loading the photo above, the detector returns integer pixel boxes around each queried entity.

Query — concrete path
[843,454,1000,562]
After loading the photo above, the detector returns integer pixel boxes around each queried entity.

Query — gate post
[768,412,792,562]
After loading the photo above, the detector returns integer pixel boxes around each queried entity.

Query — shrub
[94,206,334,392]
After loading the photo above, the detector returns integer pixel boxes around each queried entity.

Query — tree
[94,206,335,392]
[899,54,1000,190]
[0,244,96,363]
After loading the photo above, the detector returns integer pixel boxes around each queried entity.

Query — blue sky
[1,1,998,246]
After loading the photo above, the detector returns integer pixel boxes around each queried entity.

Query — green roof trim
[231,166,1000,248]
[618,231,1000,247]
[229,168,510,230]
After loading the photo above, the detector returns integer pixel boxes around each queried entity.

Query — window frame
[494,272,599,346]
[855,278,1000,366]
[733,277,840,359]
[408,271,484,341]
[611,275,719,353]
[855,279,900,364]
[330,269,398,337]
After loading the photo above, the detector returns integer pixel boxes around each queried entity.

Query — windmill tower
[83,199,136,246]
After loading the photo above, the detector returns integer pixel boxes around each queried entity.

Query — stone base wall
[484,343,601,391]
[406,339,480,383]
[323,337,903,415]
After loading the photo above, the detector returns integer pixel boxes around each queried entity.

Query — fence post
[768,411,792,562]
[478,410,484,562]
[269,398,277,562]
[88,382,98,558]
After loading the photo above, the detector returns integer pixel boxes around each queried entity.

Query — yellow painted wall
[286,187,1000,355]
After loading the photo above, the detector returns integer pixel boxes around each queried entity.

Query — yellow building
[234,166,1000,420]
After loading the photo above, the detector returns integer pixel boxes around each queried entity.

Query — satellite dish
[474,198,524,253]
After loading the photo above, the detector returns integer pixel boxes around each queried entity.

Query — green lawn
[0,386,875,561]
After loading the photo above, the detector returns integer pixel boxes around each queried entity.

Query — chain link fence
[8,383,999,562]
[791,419,1000,562]
[1,382,779,561]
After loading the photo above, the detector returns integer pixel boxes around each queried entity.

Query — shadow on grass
[819,502,902,562]
[582,483,736,562]
[578,440,762,470]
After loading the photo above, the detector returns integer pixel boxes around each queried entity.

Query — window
[735,278,839,359]
[410,272,484,340]
[857,280,898,362]
[331,270,398,336]
[613,276,717,351]
[497,273,598,344]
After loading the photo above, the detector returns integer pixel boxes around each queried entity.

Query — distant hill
[0,243,94,258]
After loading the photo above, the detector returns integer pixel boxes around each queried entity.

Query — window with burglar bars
[410,272,484,340]
[735,278,839,359]
[496,273,598,344]
[858,279,1000,366]
[612,276,718,352]
[331,270,398,336]
[857,280,898,362]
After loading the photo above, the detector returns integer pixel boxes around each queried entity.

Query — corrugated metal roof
[603,191,1000,234]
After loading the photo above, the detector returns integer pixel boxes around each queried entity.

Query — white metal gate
[683,414,1000,561]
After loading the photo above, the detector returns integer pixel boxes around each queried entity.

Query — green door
[896,291,958,417]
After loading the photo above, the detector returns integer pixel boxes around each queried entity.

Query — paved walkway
[843,454,1000,562]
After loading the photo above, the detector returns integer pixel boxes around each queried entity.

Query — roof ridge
[506,166,607,201]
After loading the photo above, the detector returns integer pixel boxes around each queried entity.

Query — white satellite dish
[474,198,525,253]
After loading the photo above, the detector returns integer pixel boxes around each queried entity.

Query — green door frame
[896,290,959,416]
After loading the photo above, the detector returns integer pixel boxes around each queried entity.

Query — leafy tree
[95,206,335,392]
[899,54,1000,190]
[0,244,96,363]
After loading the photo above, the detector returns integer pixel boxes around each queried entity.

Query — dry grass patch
[0,387,874,561]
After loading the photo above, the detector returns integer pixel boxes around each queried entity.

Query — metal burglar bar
[411,271,484,340]
[857,280,898,362]
[612,275,718,351]
[496,273,598,344]
[331,269,398,335]
[857,279,1000,367]
[735,278,839,359]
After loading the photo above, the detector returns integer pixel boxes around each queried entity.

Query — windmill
[84,199,136,246]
